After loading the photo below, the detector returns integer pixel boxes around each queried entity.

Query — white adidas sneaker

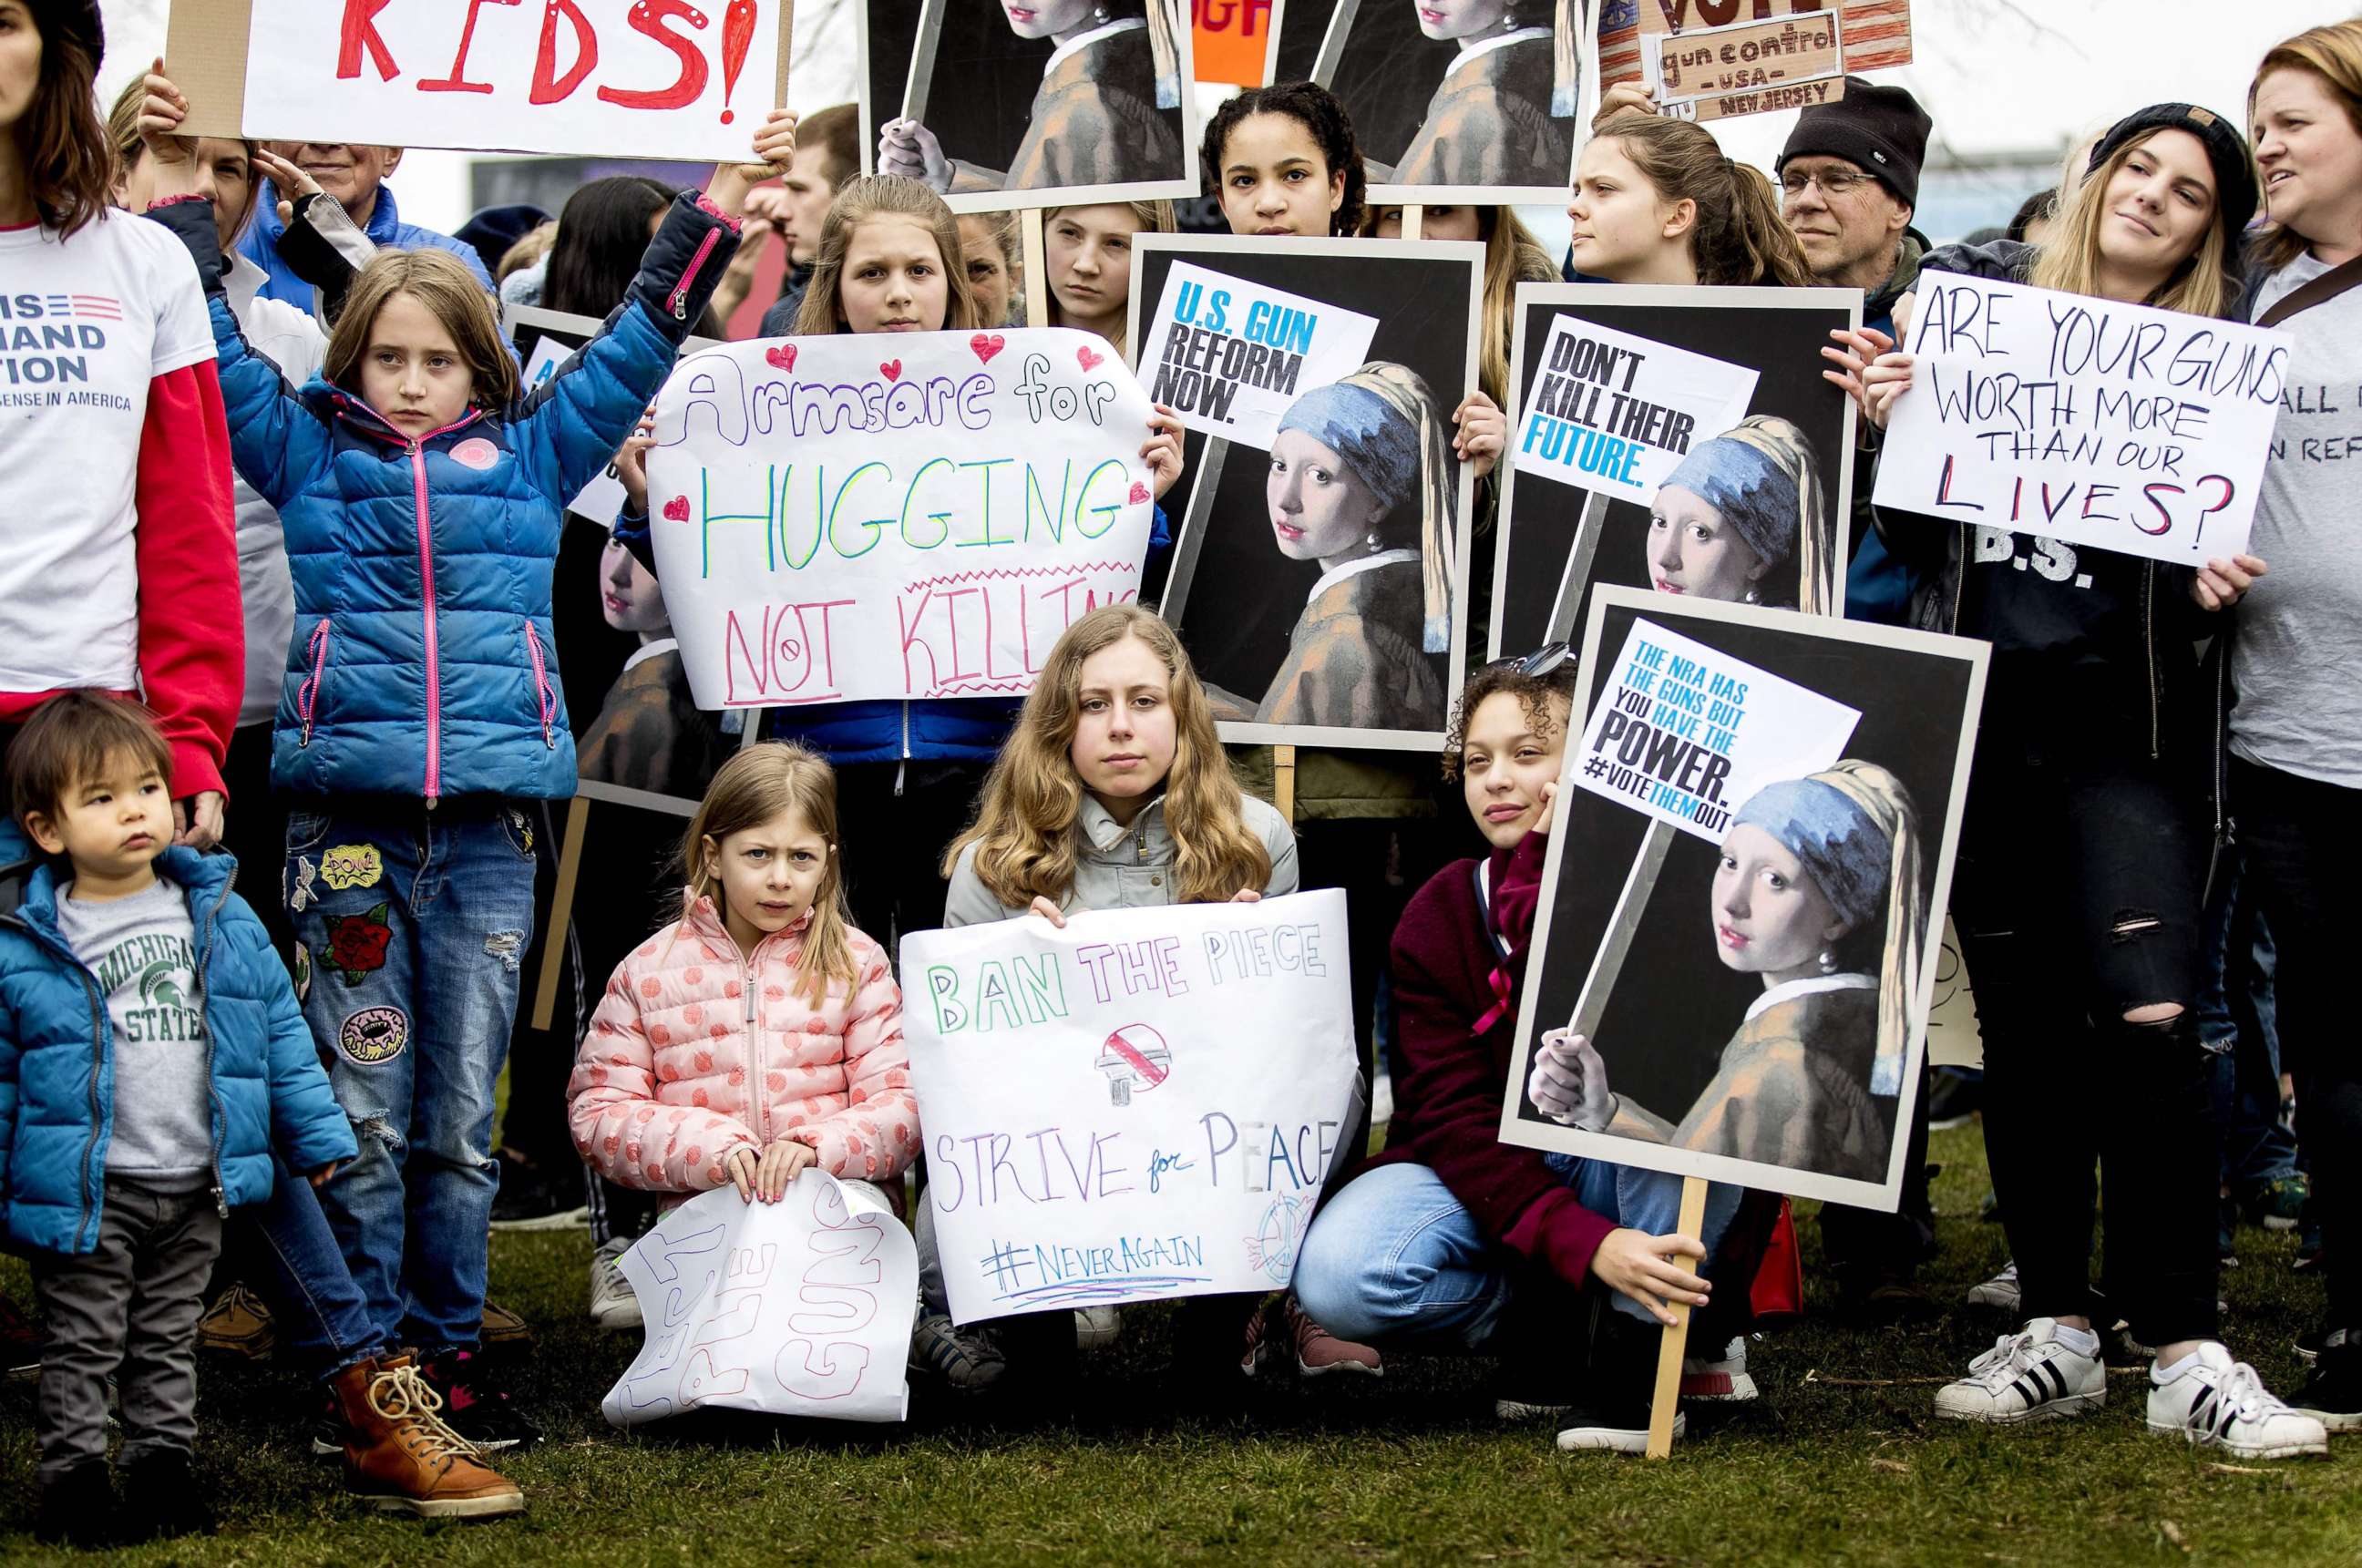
[1935,1318,2107,1424]
[2146,1344,2327,1460]
[1963,1262,2020,1314]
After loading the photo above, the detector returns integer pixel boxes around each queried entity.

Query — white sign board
[1873,271,2291,564]
[1513,314,1759,506]
[601,1175,917,1428]
[645,329,1158,710]
[233,0,787,161]
[1143,261,1381,446]
[1571,617,1860,842]
[901,890,1361,1326]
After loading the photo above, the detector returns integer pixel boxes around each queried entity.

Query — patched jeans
[285,798,539,1355]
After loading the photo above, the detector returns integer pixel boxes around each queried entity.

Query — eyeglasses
[1488,641,1572,678]
[1781,168,1875,199]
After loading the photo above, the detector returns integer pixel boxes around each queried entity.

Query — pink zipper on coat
[669,229,724,322]
[297,621,332,746]
[523,621,557,748]
[402,412,486,800]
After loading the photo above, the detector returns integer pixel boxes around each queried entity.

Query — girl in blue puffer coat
[138,109,794,1431]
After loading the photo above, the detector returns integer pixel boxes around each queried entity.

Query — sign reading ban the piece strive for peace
[644,329,1159,710]
[602,1175,919,1428]
[1573,618,1859,842]
[1873,272,2293,565]
[170,0,790,160]
[901,891,1361,1327]
[1513,313,1759,507]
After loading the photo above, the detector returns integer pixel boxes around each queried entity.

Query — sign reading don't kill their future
[1145,261,1379,446]
[1513,313,1759,506]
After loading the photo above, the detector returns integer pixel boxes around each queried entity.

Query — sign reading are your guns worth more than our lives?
[1512,314,1759,506]
[601,1175,919,1428]
[1574,617,1860,841]
[166,0,791,161]
[901,891,1361,1326]
[1873,271,2294,565]
[644,329,1159,711]
[1145,261,1380,446]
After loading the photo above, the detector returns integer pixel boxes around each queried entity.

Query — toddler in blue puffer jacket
[1,692,354,1543]
[131,108,796,1440]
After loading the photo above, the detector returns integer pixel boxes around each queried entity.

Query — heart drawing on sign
[1076,345,1104,372]
[879,359,902,382]
[663,496,691,522]
[970,333,1006,364]
[765,343,796,372]
[1128,482,1151,506]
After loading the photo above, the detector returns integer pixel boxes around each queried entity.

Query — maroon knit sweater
[1371,830,1617,1286]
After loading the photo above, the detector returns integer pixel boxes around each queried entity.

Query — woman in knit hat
[1208,362,1457,733]
[1644,415,1834,613]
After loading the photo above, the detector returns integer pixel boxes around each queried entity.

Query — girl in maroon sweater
[1293,652,1749,1451]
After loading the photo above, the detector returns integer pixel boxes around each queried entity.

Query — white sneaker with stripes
[2146,1343,2327,1460]
[1934,1318,2106,1424]
[1963,1261,2020,1313]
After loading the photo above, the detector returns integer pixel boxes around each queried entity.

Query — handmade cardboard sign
[507,305,721,528]
[165,0,791,160]
[1512,313,1759,505]
[1641,10,1846,121]
[1571,616,1859,842]
[1601,0,1911,120]
[1872,271,2291,565]
[642,328,1158,711]
[601,1174,918,1427]
[1144,261,1381,446]
[902,890,1361,1326]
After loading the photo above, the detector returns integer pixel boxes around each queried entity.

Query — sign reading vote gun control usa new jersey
[647,330,1158,710]
[901,891,1360,1326]
[1873,272,2292,565]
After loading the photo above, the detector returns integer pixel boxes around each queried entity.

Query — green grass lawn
[4,1123,2356,1567]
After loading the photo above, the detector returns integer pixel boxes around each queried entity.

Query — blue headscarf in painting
[1662,434,1801,568]
[1278,381,1421,514]
[1729,762,1924,1097]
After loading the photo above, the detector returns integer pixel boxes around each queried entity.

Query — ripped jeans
[284,798,539,1356]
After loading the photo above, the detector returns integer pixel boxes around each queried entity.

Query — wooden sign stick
[1022,209,1051,329]
[1400,205,1423,241]
[1648,1173,1710,1460]
[530,795,593,1031]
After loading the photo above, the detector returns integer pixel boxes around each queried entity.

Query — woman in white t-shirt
[0,3,239,859]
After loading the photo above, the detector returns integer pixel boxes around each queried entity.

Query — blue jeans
[243,1154,386,1379]
[1293,1159,1744,1342]
[286,799,539,1355]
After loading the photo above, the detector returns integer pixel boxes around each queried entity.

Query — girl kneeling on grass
[1292,654,1766,1454]
[567,743,917,1226]
[913,605,1376,1397]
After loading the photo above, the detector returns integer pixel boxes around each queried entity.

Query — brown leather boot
[327,1353,526,1519]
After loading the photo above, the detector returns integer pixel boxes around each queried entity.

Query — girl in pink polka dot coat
[567,744,919,1206]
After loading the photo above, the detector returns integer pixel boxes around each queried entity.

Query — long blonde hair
[792,175,980,335]
[325,250,522,408]
[677,743,857,1007]
[2028,129,2234,318]
[2248,20,2362,273]
[945,605,1271,908]
[1043,200,1177,358]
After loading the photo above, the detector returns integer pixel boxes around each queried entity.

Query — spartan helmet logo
[1095,1023,1172,1106]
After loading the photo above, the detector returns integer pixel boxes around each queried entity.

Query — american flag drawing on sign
[1601,0,1911,86]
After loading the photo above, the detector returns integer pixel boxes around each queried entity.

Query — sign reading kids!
[901,891,1360,1326]
[1873,271,2292,565]
[1514,313,1758,506]
[1145,261,1379,446]
[1573,618,1859,843]
[215,0,790,160]
[646,328,1158,711]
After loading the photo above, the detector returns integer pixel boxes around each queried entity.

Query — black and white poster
[1274,0,1596,204]
[864,0,1200,213]
[1489,283,1860,662]
[1132,233,1484,751]
[1498,589,1985,1210]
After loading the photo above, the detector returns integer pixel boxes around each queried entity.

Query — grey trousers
[29,1178,223,1482]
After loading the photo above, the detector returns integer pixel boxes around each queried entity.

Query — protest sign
[166,0,792,161]
[642,328,1158,711]
[1491,283,1859,661]
[1872,271,2292,565]
[902,890,1361,1326]
[506,306,721,528]
[1196,0,1279,87]
[1502,588,1986,1210]
[1600,0,1910,116]
[601,1174,918,1427]
[1512,313,1758,504]
[1641,10,1845,121]
[1571,615,1860,843]
[1145,261,1381,446]
[1134,234,1484,751]
[862,2,1199,214]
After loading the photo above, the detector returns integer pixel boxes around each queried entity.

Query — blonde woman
[1043,200,1176,360]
